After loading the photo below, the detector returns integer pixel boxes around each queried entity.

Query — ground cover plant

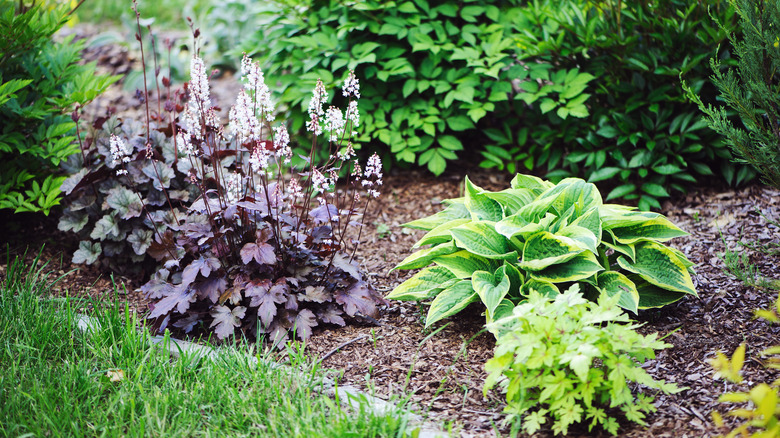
[388,173,697,329]
[484,286,680,436]
[0,252,410,438]
[0,0,118,214]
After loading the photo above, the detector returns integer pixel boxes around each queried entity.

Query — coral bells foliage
[135,54,385,344]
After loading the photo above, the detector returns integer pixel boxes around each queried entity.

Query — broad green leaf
[632,276,690,309]
[403,202,470,230]
[503,261,525,296]
[556,224,599,253]
[570,207,602,242]
[483,188,536,216]
[395,241,458,270]
[434,250,498,278]
[596,271,639,313]
[464,176,503,222]
[518,178,601,221]
[510,173,553,192]
[528,251,604,283]
[617,241,696,295]
[521,278,560,298]
[520,231,585,271]
[608,216,688,244]
[426,280,478,327]
[472,266,511,320]
[496,212,556,241]
[492,298,515,322]
[414,218,471,248]
[387,266,458,301]
[450,221,515,259]
[601,235,636,260]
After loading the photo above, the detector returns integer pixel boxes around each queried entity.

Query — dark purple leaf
[331,253,362,280]
[172,314,201,333]
[335,281,380,318]
[193,276,228,303]
[237,200,270,215]
[300,285,330,303]
[140,278,173,299]
[310,226,333,243]
[189,195,222,213]
[293,309,318,339]
[318,305,346,327]
[210,305,246,339]
[181,256,221,288]
[240,242,277,265]
[310,204,338,224]
[148,286,196,319]
[285,294,298,311]
[245,279,286,327]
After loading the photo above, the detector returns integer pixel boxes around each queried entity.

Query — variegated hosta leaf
[413,218,471,248]
[482,188,537,216]
[510,173,554,192]
[395,241,459,270]
[570,207,602,242]
[403,201,470,231]
[595,271,640,314]
[386,266,458,301]
[464,176,503,222]
[632,276,690,309]
[503,261,525,296]
[434,250,499,278]
[426,280,478,328]
[556,223,599,253]
[520,231,586,271]
[521,278,560,298]
[450,221,516,259]
[528,251,604,283]
[607,215,689,244]
[617,241,696,295]
[519,178,602,221]
[472,266,511,321]
[602,233,636,260]
[496,212,556,241]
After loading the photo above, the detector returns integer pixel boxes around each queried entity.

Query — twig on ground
[319,334,369,362]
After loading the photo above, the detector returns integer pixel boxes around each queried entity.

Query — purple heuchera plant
[115,50,385,344]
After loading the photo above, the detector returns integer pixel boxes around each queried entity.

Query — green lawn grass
[0,251,411,437]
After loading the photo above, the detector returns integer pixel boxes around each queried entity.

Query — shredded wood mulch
[3,27,780,437]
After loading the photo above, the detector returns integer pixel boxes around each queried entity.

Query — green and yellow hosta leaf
[599,207,656,230]
[434,250,499,278]
[528,251,604,283]
[521,278,560,298]
[520,178,603,220]
[617,241,697,295]
[511,173,554,192]
[483,188,537,216]
[557,224,599,253]
[395,241,458,270]
[503,261,525,296]
[602,233,636,260]
[520,231,586,271]
[387,266,458,301]
[632,276,690,309]
[426,280,478,328]
[608,216,689,244]
[496,212,557,241]
[403,202,470,230]
[451,221,516,259]
[413,218,471,248]
[472,266,511,320]
[465,176,503,222]
[570,207,602,242]
[596,271,639,313]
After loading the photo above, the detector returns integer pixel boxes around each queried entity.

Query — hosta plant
[133,53,386,344]
[387,174,696,328]
[484,286,681,436]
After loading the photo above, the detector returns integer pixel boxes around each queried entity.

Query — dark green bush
[685,0,780,189]
[0,1,118,214]
[242,0,752,210]
[483,0,751,211]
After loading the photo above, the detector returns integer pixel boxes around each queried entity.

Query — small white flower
[288,178,302,198]
[338,143,356,161]
[324,106,345,143]
[249,143,271,172]
[343,71,360,99]
[229,90,261,142]
[307,79,328,136]
[240,54,275,121]
[109,134,132,167]
[311,168,330,193]
[176,132,197,156]
[362,153,382,198]
[225,172,243,205]
[346,100,360,128]
[189,56,211,105]
[273,125,291,163]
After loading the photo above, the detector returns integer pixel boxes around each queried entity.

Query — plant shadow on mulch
[2,164,780,437]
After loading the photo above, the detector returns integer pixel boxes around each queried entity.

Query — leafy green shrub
[239,0,542,175]
[387,174,696,328]
[483,0,749,211]
[0,1,118,214]
[484,286,680,436]
[684,0,780,189]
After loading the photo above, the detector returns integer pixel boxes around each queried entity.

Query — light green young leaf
[472,266,511,320]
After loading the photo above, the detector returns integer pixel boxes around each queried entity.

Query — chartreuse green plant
[0,0,118,214]
[709,293,780,438]
[483,286,681,436]
[684,0,780,189]
[387,174,696,329]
